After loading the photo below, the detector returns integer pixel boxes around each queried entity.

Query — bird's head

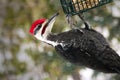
[29,13,59,42]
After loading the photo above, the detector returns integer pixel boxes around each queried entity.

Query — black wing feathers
[52,28,120,73]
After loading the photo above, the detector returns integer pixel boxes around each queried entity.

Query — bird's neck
[44,34,59,47]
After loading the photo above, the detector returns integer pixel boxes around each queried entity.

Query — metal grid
[60,0,113,15]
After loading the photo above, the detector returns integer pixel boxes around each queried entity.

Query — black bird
[29,13,120,73]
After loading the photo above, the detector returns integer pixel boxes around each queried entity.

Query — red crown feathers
[29,18,46,34]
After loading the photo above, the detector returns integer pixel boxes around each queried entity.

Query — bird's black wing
[50,28,120,73]
[74,29,120,73]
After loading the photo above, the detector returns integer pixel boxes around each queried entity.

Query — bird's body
[29,13,120,73]
[47,28,120,73]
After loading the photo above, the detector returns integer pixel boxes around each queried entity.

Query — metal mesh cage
[60,0,113,15]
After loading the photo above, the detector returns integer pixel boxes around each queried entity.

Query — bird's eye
[34,24,42,35]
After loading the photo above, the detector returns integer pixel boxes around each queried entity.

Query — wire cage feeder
[60,0,113,15]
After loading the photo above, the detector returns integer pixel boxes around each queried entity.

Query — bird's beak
[41,12,59,38]
[44,12,59,33]
[46,12,59,28]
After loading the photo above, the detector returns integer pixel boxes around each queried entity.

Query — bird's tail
[103,46,120,73]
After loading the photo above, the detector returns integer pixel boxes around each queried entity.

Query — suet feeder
[60,0,113,16]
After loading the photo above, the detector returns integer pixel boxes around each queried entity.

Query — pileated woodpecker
[29,13,120,73]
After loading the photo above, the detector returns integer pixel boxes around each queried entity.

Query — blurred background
[0,0,120,80]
